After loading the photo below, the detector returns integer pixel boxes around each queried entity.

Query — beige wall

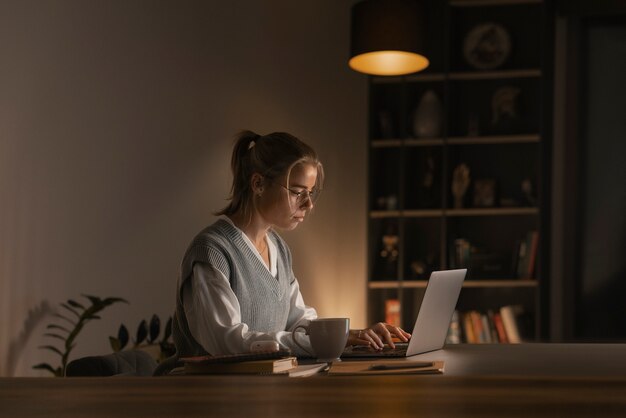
[0,0,367,376]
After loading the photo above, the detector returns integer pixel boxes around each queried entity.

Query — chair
[65,350,157,377]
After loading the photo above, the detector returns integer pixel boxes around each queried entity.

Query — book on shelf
[445,310,462,344]
[449,306,532,344]
[183,356,298,375]
[515,230,539,279]
[492,311,509,343]
[385,299,401,327]
[499,305,534,344]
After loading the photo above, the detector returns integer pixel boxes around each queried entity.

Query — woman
[172,130,411,357]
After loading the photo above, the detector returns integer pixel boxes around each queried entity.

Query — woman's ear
[250,173,264,195]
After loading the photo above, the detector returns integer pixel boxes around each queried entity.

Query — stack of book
[181,350,298,375]
[445,305,532,344]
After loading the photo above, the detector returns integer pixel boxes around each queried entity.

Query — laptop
[342,269,467,358]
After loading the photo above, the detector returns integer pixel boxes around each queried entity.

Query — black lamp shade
[350,0,429,76]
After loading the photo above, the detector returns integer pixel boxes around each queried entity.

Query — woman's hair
[215,130,324,221]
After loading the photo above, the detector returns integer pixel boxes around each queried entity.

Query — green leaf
[67,299,85,310]
[82,294,102,305]
[33,363,57,375]
[148,314,160,343]
[47,324,71,333]
[118,324,129,349]
[43,333,66,341]
[39,345,64,356]
[61,303,81,318]
[102,297,128,306]
[109,336,121,352]
[135,319,148,345]
[53,313,76,326]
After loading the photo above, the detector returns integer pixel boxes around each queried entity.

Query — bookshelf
[366,0,552,342]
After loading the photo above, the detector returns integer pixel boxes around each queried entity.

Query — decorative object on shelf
[378,109,395,138]
[471,252,507,279]
[33,294,127,377]
[463,22,511,70]
[520,178,537,206]
[415,150,438,208]
[409,252,436,280]
[377,226,399,279]
[412,89,443,138]
[350,0,429,76]
[377,194,398,210]
[385,299,401,327]
[473,178,497,207]
[452,238,472,269]
[452,163,471,208]
[491,86,522,134]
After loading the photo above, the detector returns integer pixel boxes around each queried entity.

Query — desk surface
[2,344,626,418]
[407,343,626,377]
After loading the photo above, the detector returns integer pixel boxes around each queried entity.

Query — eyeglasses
[279,185,321,205]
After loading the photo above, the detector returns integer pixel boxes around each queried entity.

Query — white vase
[413,90,442,138]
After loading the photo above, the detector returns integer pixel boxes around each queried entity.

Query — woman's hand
[346,322,411,350]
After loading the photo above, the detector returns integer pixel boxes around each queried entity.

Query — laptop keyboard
[343,342,409,358]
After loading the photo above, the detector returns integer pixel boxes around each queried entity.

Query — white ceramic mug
[292,318,350,362]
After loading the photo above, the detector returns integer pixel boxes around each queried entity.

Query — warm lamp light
[349,0,429,76]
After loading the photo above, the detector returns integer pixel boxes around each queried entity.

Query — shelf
[445,207,539,216]
[447,134,540,144]
[371,73,446,84]
[369,280,538,289]
[372,69,541,84]
[371,135,539,148]
[370,207,538,218]
[450,0,542,7]
[449,69,541,80]
[366,0,549,338]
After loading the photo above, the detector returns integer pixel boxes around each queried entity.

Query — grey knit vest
[172,219,293,356]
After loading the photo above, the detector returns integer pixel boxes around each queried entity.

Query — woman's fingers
[390,325,411,342]
[362,328,384,350]
[349,323,412,350]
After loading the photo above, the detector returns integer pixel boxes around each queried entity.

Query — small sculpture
[412,90,442,138]
[452,164,471,209]
[491,86,521,133]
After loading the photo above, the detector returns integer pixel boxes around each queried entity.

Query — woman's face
[257,162,319,230]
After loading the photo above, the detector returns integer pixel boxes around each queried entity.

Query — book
[493,312,509,343]
[500,305,523,343]
[288,362,329,378]
[516,230,539,279]
[184,356,298,375]
[445,310,461,344]
[328,360,444,376]
[180,349,292,365]
[462,312,477,343]
[385,299,401,327]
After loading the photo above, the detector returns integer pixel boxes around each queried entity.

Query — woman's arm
[285,277,318,332]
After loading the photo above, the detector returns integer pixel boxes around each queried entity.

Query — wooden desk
[407,343,626,377]
[2,344,625,418]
